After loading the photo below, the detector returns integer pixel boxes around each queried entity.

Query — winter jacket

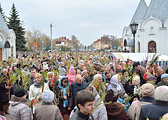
[56,76,72,113]
[128,96,154,120]
[0,74,10,103]
[67,67,76,85]
[157,80,168,86]
[9,95,33,120]
[105,102,130,120]
[71,81,88,109]
[139,100,168,120]
[35,102,63,120]
[29,83,49,113]
[70,109,94,120]
[93,95,108,120]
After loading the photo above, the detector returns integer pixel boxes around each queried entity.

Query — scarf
[33,81,42,88]
[59,76,69,108]
[110,74,122,92]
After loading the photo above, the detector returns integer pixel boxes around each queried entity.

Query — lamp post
[130,22,138,53]
[50,23,53,51]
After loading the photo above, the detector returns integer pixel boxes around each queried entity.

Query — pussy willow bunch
[41,71,47,92]
[22,74,30,91]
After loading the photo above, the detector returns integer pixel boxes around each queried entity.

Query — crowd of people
[0,51,168,120]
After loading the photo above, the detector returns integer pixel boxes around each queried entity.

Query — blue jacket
[139,100,168,120]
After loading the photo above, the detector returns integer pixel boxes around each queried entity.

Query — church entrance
[148,41,156,53]
[0,48,2,61]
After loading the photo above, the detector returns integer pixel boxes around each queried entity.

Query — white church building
[0,13,16,61]
[123,0,168,56]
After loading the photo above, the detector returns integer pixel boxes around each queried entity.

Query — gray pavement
[0,112,11,120]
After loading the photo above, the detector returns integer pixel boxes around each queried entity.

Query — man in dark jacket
[139,86,168,120]
[70,90,95,120]
[71,74,88,109]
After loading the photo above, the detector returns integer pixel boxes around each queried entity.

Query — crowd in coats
[0,51,168,120]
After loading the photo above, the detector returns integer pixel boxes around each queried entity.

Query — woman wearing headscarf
[107,74,126,98]
[56,76,72,120]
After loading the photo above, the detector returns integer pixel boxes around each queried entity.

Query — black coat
[71,82,88,109]
[125,85,140,104]
[139,100,168,120]
[56,86,72,114]
[0,74,10,103]
[70,110,94,120]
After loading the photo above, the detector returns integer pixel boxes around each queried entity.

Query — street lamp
[130,22,138,53]
[50,22,53,51]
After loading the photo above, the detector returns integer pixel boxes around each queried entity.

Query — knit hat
[154,86,168,102]
[42,90,54,103]
[14,88,27,97]
[140,83,155,97]
[161,74,168,80]
[147,75,157,81]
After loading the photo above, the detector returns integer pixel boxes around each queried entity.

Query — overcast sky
[1,0,151,45]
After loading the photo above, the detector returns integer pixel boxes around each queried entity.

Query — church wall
[137,17,162,54]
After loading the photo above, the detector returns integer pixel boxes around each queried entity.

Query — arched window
[138,42,140,53]
[148,41,156,53]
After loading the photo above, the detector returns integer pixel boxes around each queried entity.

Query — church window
[148,41,156,53]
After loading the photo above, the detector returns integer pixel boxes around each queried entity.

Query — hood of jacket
[69,67,76,75]
[9,95,27,106]
[59,76,69,88]
[105,102,124,117]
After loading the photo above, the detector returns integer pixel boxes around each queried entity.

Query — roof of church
[130,0,148,24]
[143,0,168,24]
[0,13,9,30]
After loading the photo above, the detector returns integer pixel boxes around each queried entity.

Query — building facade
[123,0,168,55]
[0,13,16,61]
[90,36,112,50]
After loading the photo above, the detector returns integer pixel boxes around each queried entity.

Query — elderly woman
[29,73,49,115]
[157,74,168,86]
[0,68,12,116]
[107,74,126,98]
[139,86,168,120]
[128,83,155,120]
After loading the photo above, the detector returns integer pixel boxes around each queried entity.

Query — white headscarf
[110,74,122,91]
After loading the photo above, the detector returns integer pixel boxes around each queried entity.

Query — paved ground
[0,112,11,120]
